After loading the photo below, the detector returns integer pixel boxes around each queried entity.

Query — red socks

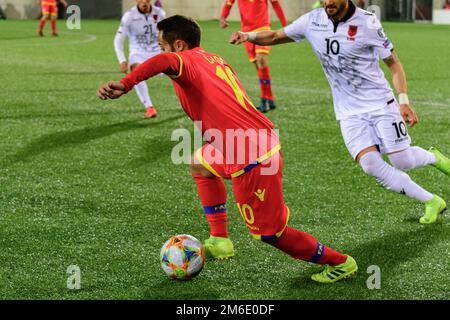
[192,173,228,238]
[39,19,56,34]
[51,19,57,34]
[257,66,274,101]
[39,19,46,33]
[270,226,347,266]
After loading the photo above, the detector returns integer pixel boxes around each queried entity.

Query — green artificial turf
[0,19,449,300]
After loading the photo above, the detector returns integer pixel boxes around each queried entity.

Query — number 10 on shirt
[216,65,256,111]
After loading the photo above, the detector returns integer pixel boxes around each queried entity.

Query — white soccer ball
[159,234,205,280]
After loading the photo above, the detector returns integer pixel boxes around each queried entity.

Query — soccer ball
[159,234,205,280]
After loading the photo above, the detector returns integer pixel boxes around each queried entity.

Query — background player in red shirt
[38,0,68,37]
[97,15,357,283]
[220,0,288,113]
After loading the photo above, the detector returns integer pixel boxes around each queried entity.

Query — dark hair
[157,15,201,49]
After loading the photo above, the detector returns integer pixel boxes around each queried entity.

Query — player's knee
[256,56,268,68]
[360,160,379,177]
[130,64,140,71]
[189,158,213,178]
[388,149,415,171]
[359,152,384,177]
[189,162,202,175]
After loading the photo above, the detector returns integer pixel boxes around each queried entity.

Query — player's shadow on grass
[1,109,137,120]
[2,88,102,94]
[6,115,184,165]
[283,226,447,299]
[19,71,123,77]
[129,137,185,167]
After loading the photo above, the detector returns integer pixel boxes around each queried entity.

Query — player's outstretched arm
[384,51,419,127]
[121,53,181,89]
[229,29,293,46]
[114,30,128,73]
[219,0,235,28]
[97,81,126,100]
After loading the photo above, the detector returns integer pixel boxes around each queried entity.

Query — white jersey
[284,3,396,120]
[114,5,166,63]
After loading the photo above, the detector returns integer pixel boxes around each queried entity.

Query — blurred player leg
[134,81,153,108]
[130,62,157,119]
[135,82,156,118]
[51,17,57,36]
[50,4,58,36]
[244,42,269,113]
[38,10,49,36]
[255,50,276,112]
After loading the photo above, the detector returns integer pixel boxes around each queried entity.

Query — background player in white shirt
[114,0,165,119]
[230,0,450,224]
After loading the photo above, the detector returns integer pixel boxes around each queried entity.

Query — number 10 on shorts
[392,121,408,139]
[237,203,255,226]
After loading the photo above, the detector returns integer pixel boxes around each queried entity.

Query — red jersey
[222,0,287,32]
[121,48,280,173]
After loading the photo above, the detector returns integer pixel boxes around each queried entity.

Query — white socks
[359,151,434,202]
[388,147,437,171]
[134,81,153,109]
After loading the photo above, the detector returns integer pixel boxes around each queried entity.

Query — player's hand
[229,31,248,45]
[119,61,128,73]
[97,81,126,100]
[400,104,419,127]
[219,17,229,29]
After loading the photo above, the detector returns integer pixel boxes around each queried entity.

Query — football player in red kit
[97,15,357,283]
[38,0,68,37]
[220,0,288,113]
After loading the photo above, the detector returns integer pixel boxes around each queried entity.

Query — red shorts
[42,3,57,16]
[195,144,289,240]
[244,42,271,63]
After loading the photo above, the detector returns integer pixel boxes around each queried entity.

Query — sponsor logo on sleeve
[377,27,386,38]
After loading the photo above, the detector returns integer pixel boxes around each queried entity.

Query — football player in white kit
[230,0,450,224]
[114,0,166,119]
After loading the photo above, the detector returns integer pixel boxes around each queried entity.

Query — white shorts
[339,102,411,160]
[129,50,160,66]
